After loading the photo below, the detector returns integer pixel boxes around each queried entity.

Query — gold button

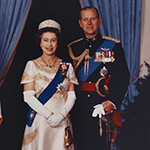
[87,94,90,97]
[89,81,91,84]
[89,45,92,47]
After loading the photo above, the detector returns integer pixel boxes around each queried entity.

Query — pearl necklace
[41,56,57,68]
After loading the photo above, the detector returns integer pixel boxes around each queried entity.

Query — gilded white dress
[21,59,78,150]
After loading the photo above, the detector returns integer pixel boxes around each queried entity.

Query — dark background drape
[0,1,82,149]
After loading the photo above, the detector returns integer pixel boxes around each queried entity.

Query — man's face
[79,8,101,38]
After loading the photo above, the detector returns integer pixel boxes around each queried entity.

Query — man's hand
[92,104,105,118]
[102,100,114,115]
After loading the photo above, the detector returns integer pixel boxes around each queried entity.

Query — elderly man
[68,6,129,150]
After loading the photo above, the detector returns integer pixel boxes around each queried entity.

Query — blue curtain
[0,0,33,87]
[80,0,142,107]
[0,0,33,120]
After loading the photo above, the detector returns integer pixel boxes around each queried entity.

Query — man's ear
[98,18,102,26]
[79,19,83,28]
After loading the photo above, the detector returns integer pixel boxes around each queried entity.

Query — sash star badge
[100,66,108,77]
[57,83,64,91]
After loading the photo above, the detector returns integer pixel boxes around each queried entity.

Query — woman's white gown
[21,60,78,150]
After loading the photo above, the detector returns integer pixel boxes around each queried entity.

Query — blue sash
[26,61,69,127]
[77,39,116,82]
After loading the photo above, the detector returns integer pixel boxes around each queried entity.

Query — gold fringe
[102,36,120,43]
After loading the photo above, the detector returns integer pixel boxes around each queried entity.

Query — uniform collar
[85,33,101,42]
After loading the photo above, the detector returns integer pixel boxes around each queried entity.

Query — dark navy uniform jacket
[68,33,130,150]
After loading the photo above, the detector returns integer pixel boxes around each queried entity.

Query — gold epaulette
[102,36,120,43]
[67,38,84,47]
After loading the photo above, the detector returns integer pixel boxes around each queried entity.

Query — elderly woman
[21,19,78,150]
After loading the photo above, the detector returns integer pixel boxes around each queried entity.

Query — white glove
[92,104,105,118]
[23,90,52,119]
[60,91,76,116]
[48,91,76,127]
[47,113,64,127]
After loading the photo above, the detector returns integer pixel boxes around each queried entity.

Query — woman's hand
[47,113,64,127]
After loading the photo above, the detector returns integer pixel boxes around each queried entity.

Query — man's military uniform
[68,33,130,150]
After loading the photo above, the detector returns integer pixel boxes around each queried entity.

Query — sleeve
[107,43,130,108]
[67,63,79,85]
[20,61,36,84]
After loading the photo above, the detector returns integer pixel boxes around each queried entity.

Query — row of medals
[84,48,115,77]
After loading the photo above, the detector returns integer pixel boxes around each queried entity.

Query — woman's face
[40,32,58,56]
